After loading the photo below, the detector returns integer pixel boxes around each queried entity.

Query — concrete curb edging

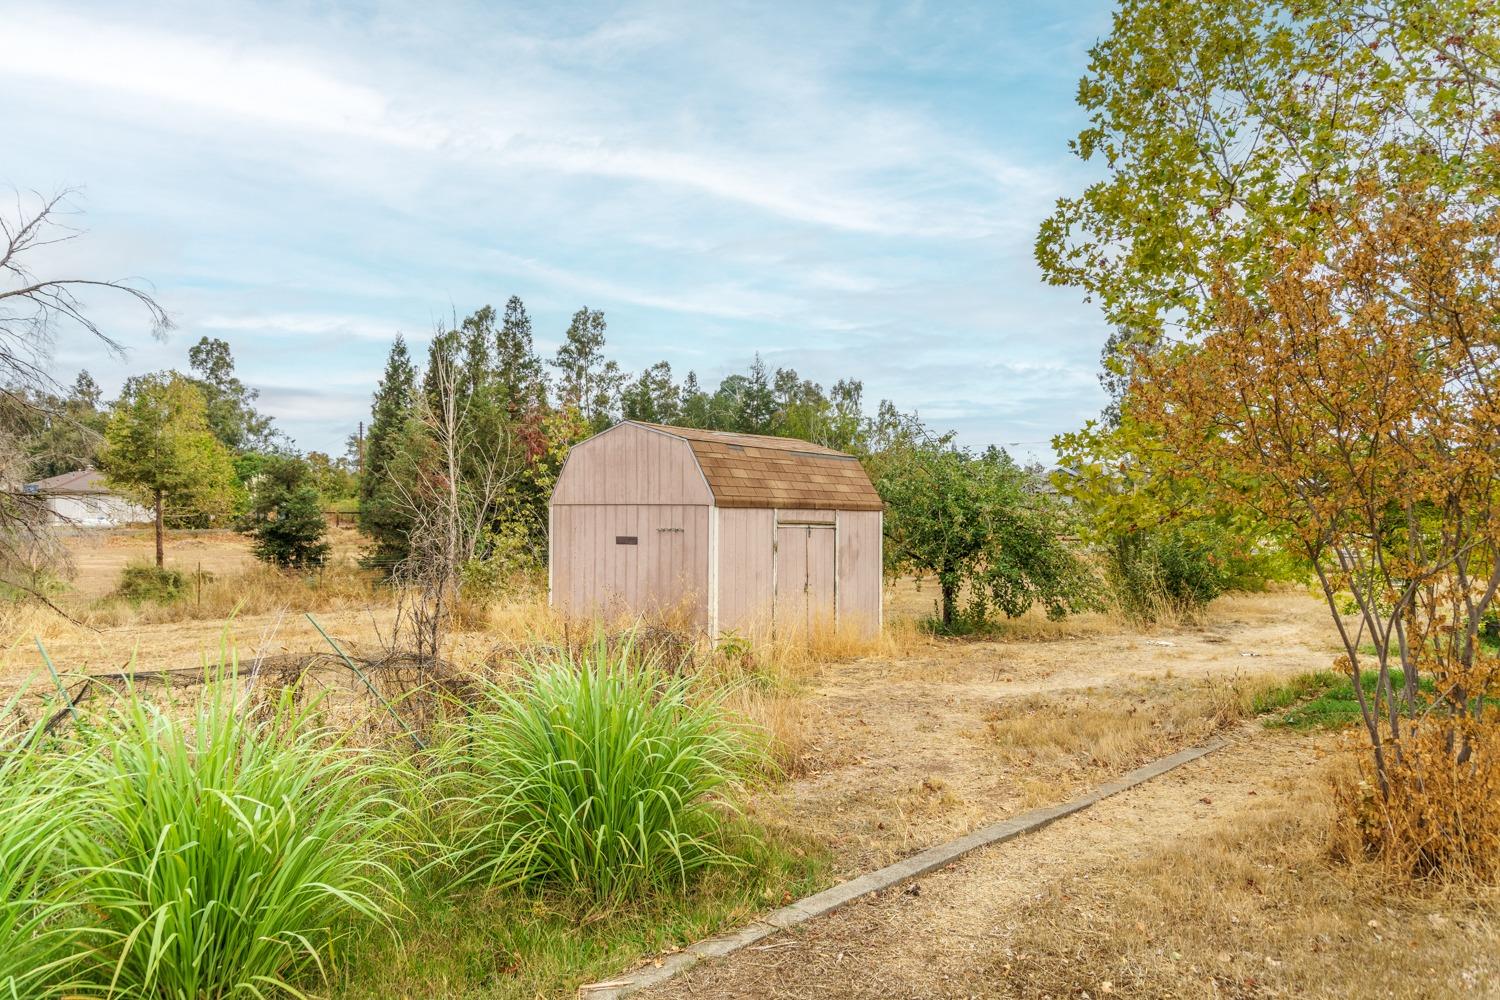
[578,737,1227,999]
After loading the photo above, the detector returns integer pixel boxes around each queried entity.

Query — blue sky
[3,1,1116,462]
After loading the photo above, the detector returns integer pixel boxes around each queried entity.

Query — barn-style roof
[628,422,883,511]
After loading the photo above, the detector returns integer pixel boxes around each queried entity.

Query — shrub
[1104,526,1229,623]
[434,638,755,899]
[1331,663,1500,882]
[67,686,407,997]
[113,562,188,604]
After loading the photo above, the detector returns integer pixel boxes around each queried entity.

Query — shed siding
[551,423,712,506]
[714,507,775,634]
[835,510,883,637]
[549,423,882,638]
[551,503,709,626]
[774,508,837,525]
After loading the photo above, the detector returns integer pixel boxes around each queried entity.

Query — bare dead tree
[0,189,171,606]
[389,340,519,662]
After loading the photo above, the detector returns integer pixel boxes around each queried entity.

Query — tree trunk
[154,491,165,568]
[940,578,957,628]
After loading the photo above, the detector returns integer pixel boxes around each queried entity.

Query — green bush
[241,454,332,568]
[1105,526,1229,623]
[66,687,407,998]
[434,638,755,899]
[114,562,189,604]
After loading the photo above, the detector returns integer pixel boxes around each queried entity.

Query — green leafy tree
[706,374,751,431]
[551,307,623,431]
[360,335,418,572]
[187,337,277,452]
[872,408,1096,630]
[241,455,331,568]
[21,370,107,479]
[1052,406,1292,620]
[1037,0,1499,350]
[621,361,680,423]
[822,378,869,454]
[99,373,239,567]
[305,450,358,502]
[1034,0,1500,593]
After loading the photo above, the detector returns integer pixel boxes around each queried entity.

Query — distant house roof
[628,421,884,511]
[23,469,113,495]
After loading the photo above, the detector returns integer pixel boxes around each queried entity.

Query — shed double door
[774,523,835,635]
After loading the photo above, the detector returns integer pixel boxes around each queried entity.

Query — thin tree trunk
[941,578,957,628]
[154,492,164,568]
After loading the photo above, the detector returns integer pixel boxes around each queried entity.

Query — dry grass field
[4,528,1496,998]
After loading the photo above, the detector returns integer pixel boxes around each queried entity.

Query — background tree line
[4,324,356,580]
[358,297,1095,633]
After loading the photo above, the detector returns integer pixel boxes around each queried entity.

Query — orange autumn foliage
[1133,182,1500,877]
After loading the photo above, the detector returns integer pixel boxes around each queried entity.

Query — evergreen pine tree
[242,455,330,568]
[741,354,776,434]
[496,296,546,415]
[359,335,417,572]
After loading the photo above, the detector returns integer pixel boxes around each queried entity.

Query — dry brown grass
[996,751,1500,999]
[82,562,380,627]
[983,673,1292,808]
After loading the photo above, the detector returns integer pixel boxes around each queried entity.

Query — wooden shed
[549,421,883,638]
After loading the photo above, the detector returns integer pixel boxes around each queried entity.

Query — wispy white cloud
[5,0,1114,456]
[197,312,402,341]
[2,9,1054,239]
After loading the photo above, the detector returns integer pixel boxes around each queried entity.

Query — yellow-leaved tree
[1135,185,1500,876]
[100,372,239,568]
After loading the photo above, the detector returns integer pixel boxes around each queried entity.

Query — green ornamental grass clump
[0,725,88,998]
[67,687,409,998]
[436,639,756,899]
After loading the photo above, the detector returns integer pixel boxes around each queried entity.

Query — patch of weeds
[113,562,191,605]
[921,613,1003,638]
[1258,670,1437,731]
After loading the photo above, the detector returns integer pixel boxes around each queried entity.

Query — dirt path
[640,727,1324,999]
[746,590,1342,876]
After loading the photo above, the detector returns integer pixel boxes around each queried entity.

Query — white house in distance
[22,469,150,528]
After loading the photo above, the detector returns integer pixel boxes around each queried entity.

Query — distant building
[22,469,151,528]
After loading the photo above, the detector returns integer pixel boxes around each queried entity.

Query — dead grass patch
[994,753,1500,999]
[983,673,1292,807]
[82,561,380,627]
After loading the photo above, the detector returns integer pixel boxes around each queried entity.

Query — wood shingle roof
[628,421,883,511]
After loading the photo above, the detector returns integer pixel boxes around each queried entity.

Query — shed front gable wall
[551,422,712,507]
